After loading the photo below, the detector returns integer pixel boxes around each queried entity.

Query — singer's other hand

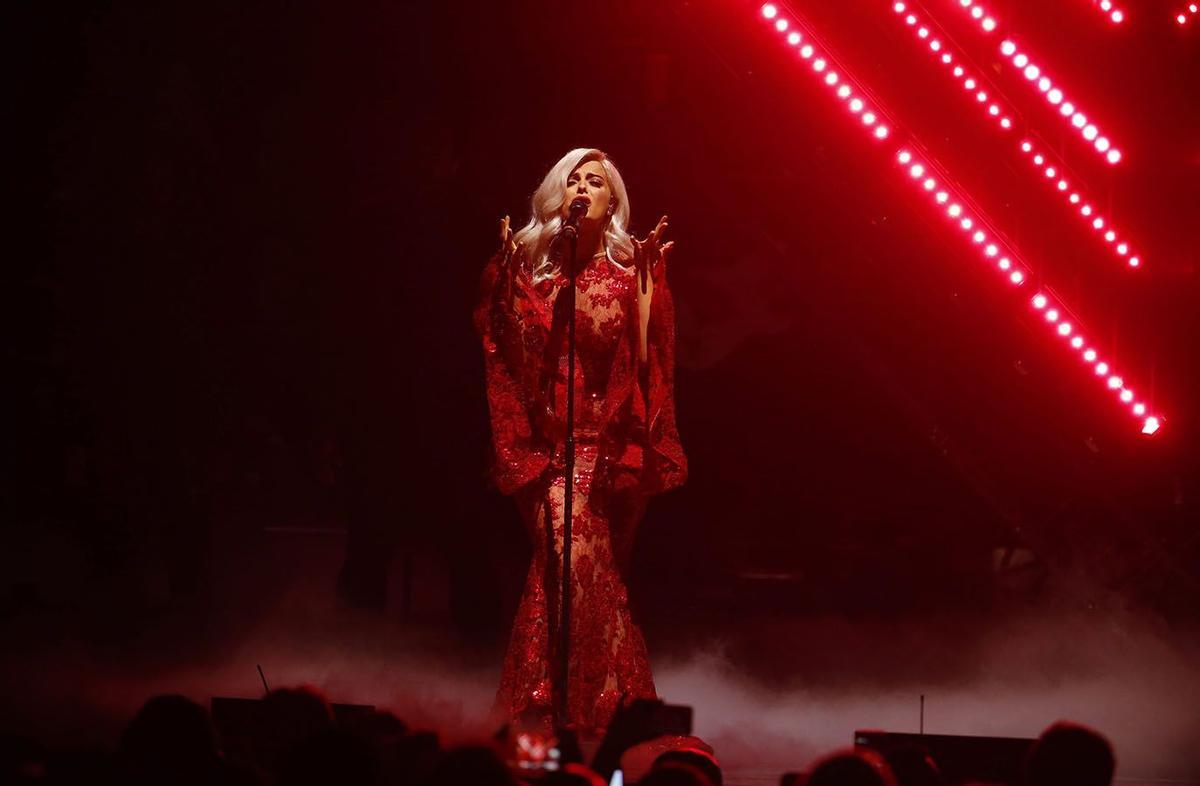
[499,215,520,262]
[632,215,671,295]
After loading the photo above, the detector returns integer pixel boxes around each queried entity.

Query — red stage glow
[756,3,1164,434]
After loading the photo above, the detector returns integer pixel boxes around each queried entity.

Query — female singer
[474,148,687,736]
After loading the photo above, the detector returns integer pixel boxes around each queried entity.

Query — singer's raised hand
[499,215,522,262]
[496,215,525,307]
[633,216,673,364]
[632,215,671,295]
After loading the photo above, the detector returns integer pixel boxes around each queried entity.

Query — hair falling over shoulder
[512,148,635,284]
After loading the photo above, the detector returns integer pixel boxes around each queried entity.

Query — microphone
[561,198,589,239]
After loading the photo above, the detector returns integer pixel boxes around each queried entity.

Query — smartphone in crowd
[645,702,693,738]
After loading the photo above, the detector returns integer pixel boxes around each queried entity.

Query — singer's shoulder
[607,248,635,272]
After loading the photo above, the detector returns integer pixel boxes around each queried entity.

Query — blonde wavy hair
[512,148,634,284]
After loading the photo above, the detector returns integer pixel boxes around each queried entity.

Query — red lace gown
[474,245,687,735]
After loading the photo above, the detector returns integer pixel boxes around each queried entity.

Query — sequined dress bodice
[537,253,637,437]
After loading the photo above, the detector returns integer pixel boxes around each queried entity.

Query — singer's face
[563,160,612,225]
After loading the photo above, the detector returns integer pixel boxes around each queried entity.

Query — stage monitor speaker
[854,730,1035,785]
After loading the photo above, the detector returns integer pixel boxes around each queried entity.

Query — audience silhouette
[0,687,1124,786]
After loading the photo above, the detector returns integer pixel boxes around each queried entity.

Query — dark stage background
[8,0,1200,772]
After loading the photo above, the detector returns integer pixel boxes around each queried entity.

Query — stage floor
[2,521,1199,785]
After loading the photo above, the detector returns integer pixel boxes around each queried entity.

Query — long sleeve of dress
[473,251,551,496]
[613,271,688,497]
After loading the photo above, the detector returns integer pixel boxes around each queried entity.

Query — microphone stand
[554,208,583,730]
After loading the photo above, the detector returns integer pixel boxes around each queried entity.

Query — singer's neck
[575,224,604,263]
[557,223,605,277]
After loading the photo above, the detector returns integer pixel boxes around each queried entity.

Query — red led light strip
[757,3,1162,435]
[998,39,1123,165]
[888,2,1143,270]
[1029,290,1159,435]
[759,8,894,142]
[949,0,999,32]
[1177,3,1199,24]
[1089,0,1126,25]
[1017,137,1141,268]
[890,3,1015,132]
[894,147,1027,288]
[946,0,1124,166]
